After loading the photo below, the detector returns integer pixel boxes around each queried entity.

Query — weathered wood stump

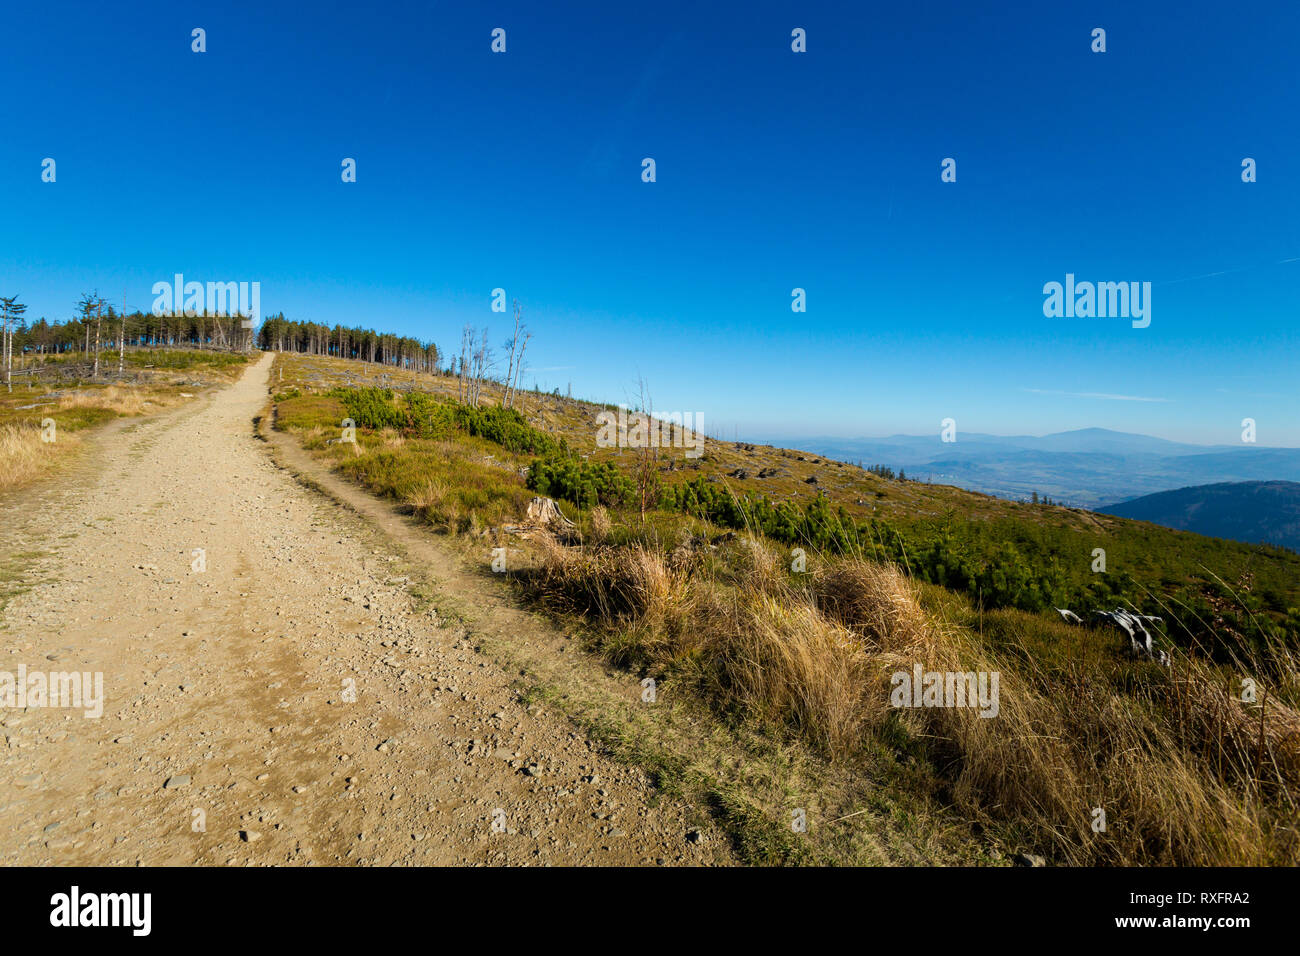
[525,496,574,528]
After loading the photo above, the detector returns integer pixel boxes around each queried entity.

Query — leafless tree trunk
[469,328,491,407]
[457,324,472,403]
[92,299,103,378]
[1,302,11,393]
[118,294,126,376]
[500,301,534,411]
[510,330,531,408]
[634,378,659,521]
[502,301,522,409]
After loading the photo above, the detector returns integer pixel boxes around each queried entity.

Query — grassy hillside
[1099,480,1300,552]
[270,352,1300,865]
[272,354,1300,650]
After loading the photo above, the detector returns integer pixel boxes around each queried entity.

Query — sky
[2,0,1297,445]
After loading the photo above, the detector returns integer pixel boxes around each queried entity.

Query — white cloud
[1021,388,1171,403]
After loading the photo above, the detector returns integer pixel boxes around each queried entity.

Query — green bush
[522,455,634,509]
[333,386,407,430]
[332,387,567,456]
[527,456,636,509]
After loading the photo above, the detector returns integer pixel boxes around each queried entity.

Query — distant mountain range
[1097,481,1300,551]
[761,428,1300,510]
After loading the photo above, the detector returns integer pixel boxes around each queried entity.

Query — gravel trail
[0,354,728,866]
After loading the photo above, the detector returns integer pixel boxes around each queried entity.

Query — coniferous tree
[1,295,28,392]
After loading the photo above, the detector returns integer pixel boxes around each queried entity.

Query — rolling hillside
[264,352,1300,868]
[270,355,1300,633]
[1098,480,1300,552]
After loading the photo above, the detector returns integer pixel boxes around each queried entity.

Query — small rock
[163,775,190,789]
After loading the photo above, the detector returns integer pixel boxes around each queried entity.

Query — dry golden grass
[0,422,76,491]
[54,385,153,416]
[411,478,451,521]
[811,560,932,652]
[727,534,786,594]
[589,505,612,544]
[717,595,874,755]
[532,534,691,626]
[527,531,1300,865]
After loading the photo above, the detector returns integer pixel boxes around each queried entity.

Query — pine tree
[1,295,28,392]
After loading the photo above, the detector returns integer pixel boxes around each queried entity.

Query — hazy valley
[775,427,1300,512]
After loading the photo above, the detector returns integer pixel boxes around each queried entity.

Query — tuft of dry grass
[727,534,786,595]
[55,385,151,416]
[411,478,451,521]
[0,422,74,490]
[589,505,612,544]
[717,594,874,755]
[811,560,932,653]
[532,534,690,626]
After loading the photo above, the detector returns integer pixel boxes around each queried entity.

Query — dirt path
[0,354,730,866]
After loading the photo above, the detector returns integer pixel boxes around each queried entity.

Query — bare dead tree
[511,328,531,407]
[469,327,492,407]
[509,329,525,400]
[502,300,521,408]
[458,324,473,403]
[91,297,106,377]
[118,291,126,376]
[634,377,659,521]
[501,300,534,410]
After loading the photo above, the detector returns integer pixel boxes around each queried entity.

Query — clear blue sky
[3,0,1297,445]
